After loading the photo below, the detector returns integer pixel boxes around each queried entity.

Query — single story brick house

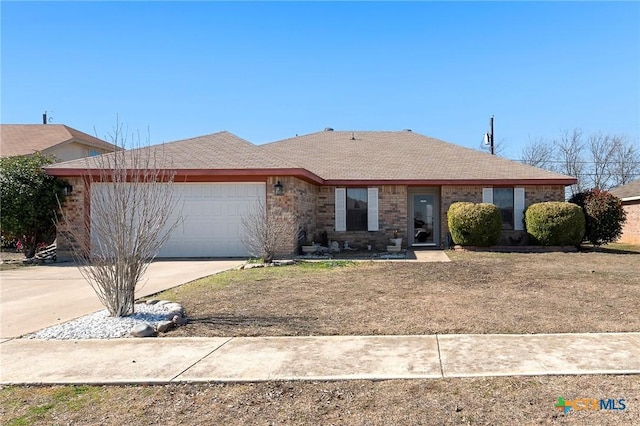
[45,129,576,258]
[610,179,640,245]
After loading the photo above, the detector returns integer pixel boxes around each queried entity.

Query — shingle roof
[261,130,574,183]
[46,131,301,171]
[610,179,640,200]
[46,129,576,184]
[0,124,119,157]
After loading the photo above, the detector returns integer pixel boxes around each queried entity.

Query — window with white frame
[494,188,514,229]
[346,188,368,231]
[482,187,525,230]
[335,188,379,232]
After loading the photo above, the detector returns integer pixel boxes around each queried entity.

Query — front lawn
[155,250,640,337]
[2,376,638,426]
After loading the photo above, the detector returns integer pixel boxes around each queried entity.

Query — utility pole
[483,115,495,155]
[489,115,494,155]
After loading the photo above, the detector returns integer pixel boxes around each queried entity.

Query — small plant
[525,202,585,246]
[447,202,502,246]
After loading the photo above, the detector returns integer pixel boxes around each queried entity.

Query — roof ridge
[150,130,233,147]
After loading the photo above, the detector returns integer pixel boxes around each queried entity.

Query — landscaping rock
[243,263,264,269]
[145,299,160,305]
[165,306,185,321]
[130,323,156,337]
[155,300,172,306]
[172,315,188,326]
[155,320,174,333]
[164,303,184,313]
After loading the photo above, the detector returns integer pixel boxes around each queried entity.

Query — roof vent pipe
[42,112,47,125]
[324,127,334,131]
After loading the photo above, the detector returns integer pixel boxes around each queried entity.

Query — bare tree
[521,137,555,169]
[522,129,639,194]
[585,132,618,190]
[241,199,299,263]
[58,123,182,317]
[609,136,640,188]
[554,129,585,195]
[480,138,507,157]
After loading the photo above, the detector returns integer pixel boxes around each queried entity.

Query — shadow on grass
[187,314,315,334]
[578,245,640,255]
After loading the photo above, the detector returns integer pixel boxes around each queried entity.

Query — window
[482,187,525,231]
[89,149,101,157]
[346,188,368,231]
[493,188,514,229]
[335,188,379,232]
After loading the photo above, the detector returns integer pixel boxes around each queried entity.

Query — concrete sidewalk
[1,333,638,385]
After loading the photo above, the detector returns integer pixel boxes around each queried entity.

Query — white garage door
[91,182,265,258]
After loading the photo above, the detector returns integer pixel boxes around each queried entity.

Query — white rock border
[26,300,188,340]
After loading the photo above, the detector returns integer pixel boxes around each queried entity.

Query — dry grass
[0,250,28,271]
[156,250,640,337]
[2,249,638,425]
[2,376,638,425]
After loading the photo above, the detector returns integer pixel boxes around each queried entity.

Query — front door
[411,194,436,246]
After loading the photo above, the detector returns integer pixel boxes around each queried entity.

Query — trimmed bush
[569,189,627,246]
[447,202,502,246]
[525,202,585,246]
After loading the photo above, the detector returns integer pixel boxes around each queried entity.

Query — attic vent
[402,129,412,132]
[324,127,334,131]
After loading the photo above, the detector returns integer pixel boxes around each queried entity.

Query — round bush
[569,189,627,246]
[525,202,585,246]
[447,202,502,246]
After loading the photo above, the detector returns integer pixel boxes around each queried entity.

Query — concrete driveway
[0,259,243,338]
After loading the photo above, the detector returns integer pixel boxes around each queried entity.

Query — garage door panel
[92,182,265,258]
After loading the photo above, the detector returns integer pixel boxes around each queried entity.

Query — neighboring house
[45,129,576,259]
[0,124,119,161]
[610,179,640,245]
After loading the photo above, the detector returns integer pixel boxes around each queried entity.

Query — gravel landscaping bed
[26,303,179,340]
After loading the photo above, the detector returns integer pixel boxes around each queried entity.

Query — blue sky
[2,1,639,159]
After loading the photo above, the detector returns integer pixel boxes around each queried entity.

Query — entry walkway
[1,333,638,385]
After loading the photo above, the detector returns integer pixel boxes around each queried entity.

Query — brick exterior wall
[55,177,571,259]
[266,176,318,254]
[619,201,640,245]
[440,184,566,246]
[56,177,90,261]
[314,185,408,250]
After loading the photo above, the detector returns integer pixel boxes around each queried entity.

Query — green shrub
[525,202,585,246]
[569,189,627,246]
[447,202,502,246]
